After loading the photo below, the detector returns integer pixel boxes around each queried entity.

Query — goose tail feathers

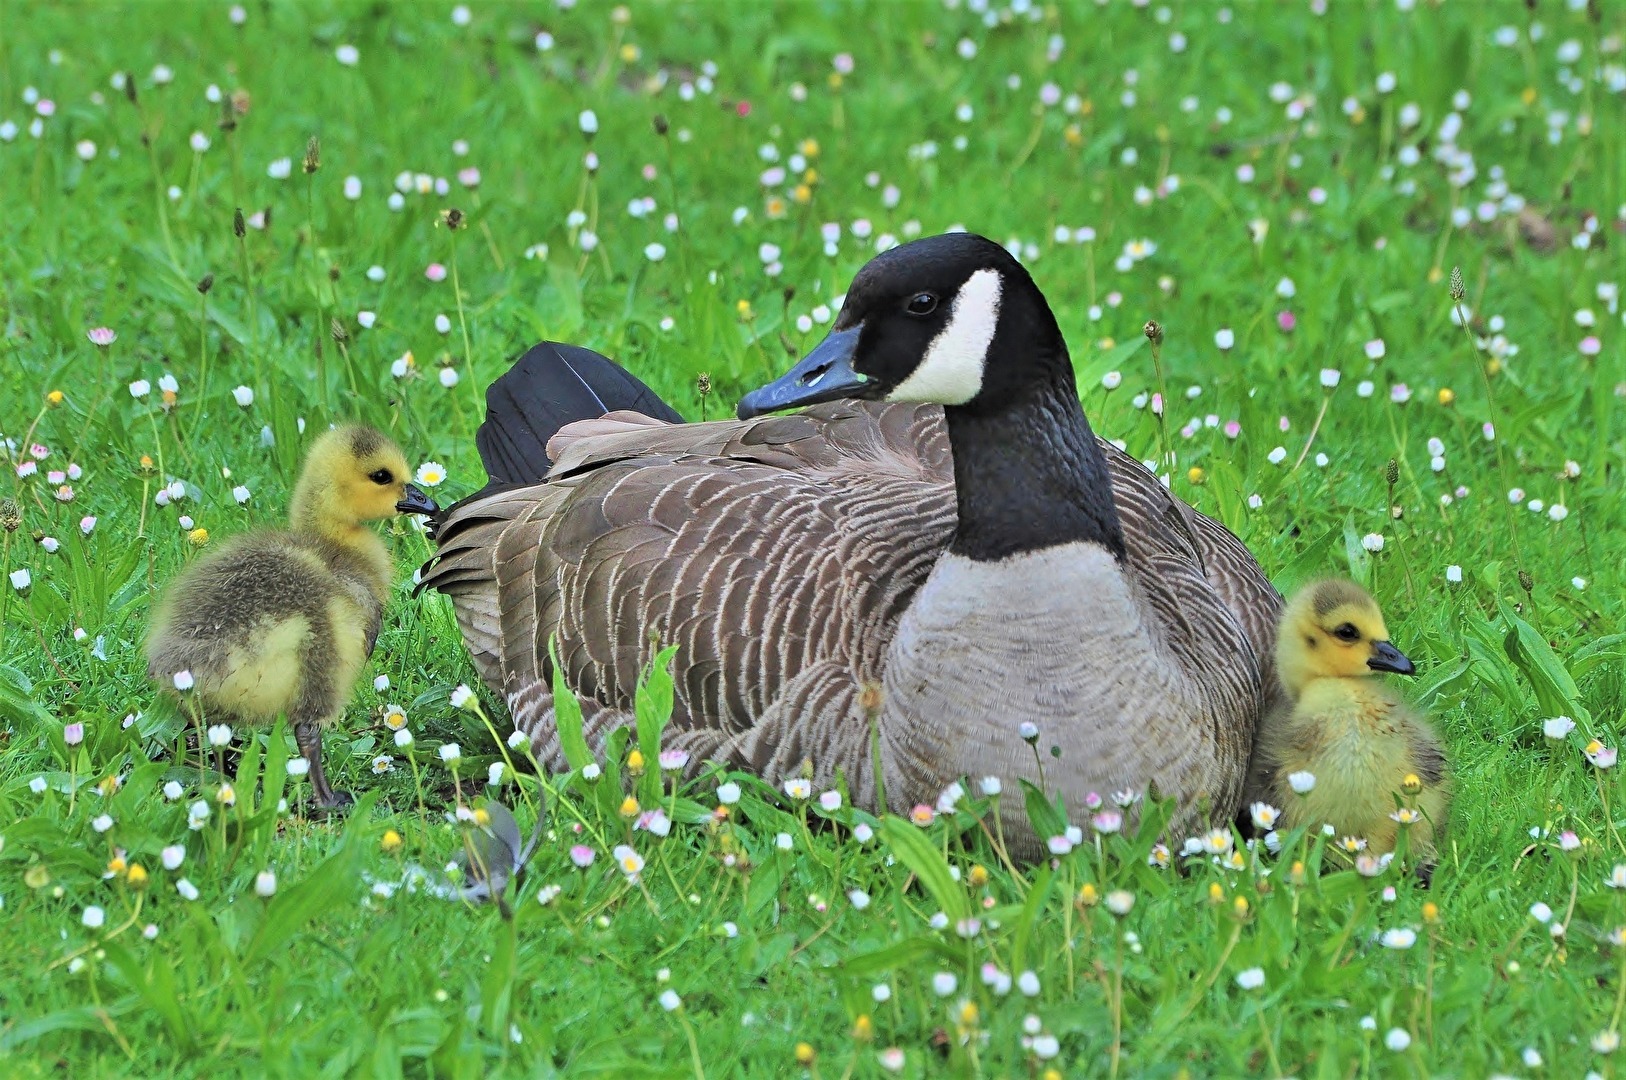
[476,342,683,486]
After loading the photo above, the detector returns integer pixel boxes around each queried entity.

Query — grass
[0,1,1622,1075]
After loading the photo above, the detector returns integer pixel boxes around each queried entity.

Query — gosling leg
[295,721,353,810]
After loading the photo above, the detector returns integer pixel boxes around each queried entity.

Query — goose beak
[737,325,869,419]
[396,484,439,516]
[1367,641,1416,676]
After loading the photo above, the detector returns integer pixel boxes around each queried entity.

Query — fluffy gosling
[146,424,437,807]
[1248,579,1449,865]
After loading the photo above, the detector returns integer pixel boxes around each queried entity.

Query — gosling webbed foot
[295,720,353,812]
[313,787,355,811]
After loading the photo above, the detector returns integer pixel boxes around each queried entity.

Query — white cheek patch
[886,267,1002,406]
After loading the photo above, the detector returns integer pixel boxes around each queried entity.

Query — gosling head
[1276,579,1415,696]
[291,425,435,536]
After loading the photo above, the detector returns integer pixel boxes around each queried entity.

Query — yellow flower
[968,864,989,888]
[627,749,645,776]
[1521,86,1538,105]
[46,390,64,406]
[799,138,820,158]
[736,299,753,319]
[188,528,210,547]
[765,196,787,219]
[1422,901,1439,924]
[1208,881,1225,905]
[1233,895,1250,918]
[381,828,403,853]
[958,1001,979,1027]
[473,807,491,828]
[792,184,813,205]
[852,1014,873,1042]
[107,855,127,876]
[1187,467,1206,485]
[126,863,149,889]
[1044,1071,1064,1080]
[794,1042,816,1066]
[1078,882,1099,907]
[619,795,640,818]
[619,43,640,63]
[1402,773,1422,795]
[97,775,121,797]
[1289,861,1306,885]
[1064,124,1083,148]
[1438,388,1455,406]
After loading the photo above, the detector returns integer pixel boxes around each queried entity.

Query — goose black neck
[944,364,1127,563]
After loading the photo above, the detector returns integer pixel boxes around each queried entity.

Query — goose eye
[905,293,938,316]
[369,469,394,485]
[1333,623,1360,642]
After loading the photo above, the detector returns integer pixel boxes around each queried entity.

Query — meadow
[1,1,1622,1075]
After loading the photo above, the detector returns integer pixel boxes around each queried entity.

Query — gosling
[1248,579,1450,863]
[146,424,438,807]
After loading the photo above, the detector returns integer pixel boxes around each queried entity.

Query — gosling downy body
[1247,579,1449,861]
[422,234,1282,852]
[146,424,436,807]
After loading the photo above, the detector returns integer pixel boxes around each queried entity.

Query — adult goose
[420,233,1281,848]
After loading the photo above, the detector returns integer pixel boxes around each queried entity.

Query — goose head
[1276,579,1415,696]
[738,233,1069,419]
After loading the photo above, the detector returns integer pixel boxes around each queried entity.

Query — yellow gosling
[146,424,436,807]
[1246,579,1449,865]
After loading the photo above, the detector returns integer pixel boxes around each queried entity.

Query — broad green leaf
[1496,596,1590,726]
[878,815,970,923]
[242,792,376,965]
[633,644,679,804]
[840,935,960,977]
[481,917,517,1034]
[1020,780,1067,841]
[1011,865,1055,973]
[0,664,52,728]
[549,636,592,773]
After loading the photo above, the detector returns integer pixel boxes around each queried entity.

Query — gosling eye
[905,292,938,316]
[1332,623,1361,643]
[368,469,394,485]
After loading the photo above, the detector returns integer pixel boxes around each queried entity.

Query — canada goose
[146,424,437,807]
[1246,579,1449,861]
[421,233,1282,849]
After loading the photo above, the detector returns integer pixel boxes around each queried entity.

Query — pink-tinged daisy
[1586,740,1618,769]
[425,263,447,283]
[569,845,595,868]
[910,804,935,827]
[87,327,116,347]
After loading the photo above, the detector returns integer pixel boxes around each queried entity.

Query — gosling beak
[1367,641,1416,676]
[396,483,439,516]
[737,325,869,419]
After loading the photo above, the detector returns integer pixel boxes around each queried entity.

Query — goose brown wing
[1097,439,1283,702]
[420,402,954,763]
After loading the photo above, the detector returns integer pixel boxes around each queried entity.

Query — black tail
[476,341,684,485]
